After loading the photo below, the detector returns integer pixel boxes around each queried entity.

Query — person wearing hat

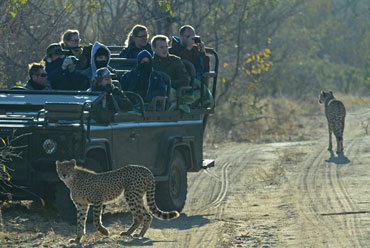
[44,43,89,91]
[91,67,133,112]
[120,49,167,104]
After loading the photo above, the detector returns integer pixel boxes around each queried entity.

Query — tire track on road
[297,145,349,247]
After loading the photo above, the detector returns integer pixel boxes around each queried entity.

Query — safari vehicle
[0,47,218,220]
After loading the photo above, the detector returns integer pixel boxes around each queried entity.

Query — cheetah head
[56,159,76,182]
[319,91,334,104]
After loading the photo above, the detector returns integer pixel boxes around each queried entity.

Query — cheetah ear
[71,159,76,165]
[322,91,326,96]
[56,160,60,166]
[329,91,333,95]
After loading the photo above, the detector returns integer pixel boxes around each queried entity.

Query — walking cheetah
[319,91,346,154]
[56,159,179,243]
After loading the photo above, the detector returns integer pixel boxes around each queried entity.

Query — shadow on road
[325,150,350,164]
[103,212,212,231]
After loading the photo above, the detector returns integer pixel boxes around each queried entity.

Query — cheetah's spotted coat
[56,159,179,243]
[319,91,346,154]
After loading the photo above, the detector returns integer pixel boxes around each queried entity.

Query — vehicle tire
[155,150,188,212]
[55,158,103,223]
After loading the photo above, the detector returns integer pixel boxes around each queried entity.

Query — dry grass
[205,96,319,144]
[205,94,370,145]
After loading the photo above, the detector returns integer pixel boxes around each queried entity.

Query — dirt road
[2,104,370,247]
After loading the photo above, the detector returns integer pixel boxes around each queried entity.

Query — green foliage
[157,0,174,16]
[5,0,27,18]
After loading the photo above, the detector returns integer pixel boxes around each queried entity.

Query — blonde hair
[124,25,148,47]
[151,35,169,49]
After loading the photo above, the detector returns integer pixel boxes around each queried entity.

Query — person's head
[94,67,114,88]
[61,29,82,56]
[28,62,47,85]
[151,35,169,58]
[179,25,196,49]
[46,43,66,62]
[61,29,81,49]
[125,25,149,49]
[95,48,109,69]
[137,50,153,74]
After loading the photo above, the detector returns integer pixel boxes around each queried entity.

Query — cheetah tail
[146,180,180,220]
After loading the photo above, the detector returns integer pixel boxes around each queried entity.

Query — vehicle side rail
[0,115,36,126]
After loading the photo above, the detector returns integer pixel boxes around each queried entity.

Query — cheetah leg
[328,124,333,151]
[70,203,89,243]
[120,192,143,238]
[135,211,152,238]
[93,204,109,236]
[341,122,345,152]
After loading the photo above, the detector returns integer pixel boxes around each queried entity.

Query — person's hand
[61,56,78,72]
[103,84,114,93]
[197,42,206,54]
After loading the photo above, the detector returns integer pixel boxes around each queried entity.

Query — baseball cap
[95,67,115,80]
[46,43,67,57]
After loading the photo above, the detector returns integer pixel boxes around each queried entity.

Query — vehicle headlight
[43,139,57,154]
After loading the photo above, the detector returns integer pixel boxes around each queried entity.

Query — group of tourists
[24,24,213,113]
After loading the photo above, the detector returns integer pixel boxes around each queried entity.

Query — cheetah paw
[98,227,110,236]
[133,234,144,239]
[120,232,133,242]
[69,237,81,243]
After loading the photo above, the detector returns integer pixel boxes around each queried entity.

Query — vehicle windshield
[0,90,100,105]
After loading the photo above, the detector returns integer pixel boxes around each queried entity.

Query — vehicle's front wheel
[155,150,188,212]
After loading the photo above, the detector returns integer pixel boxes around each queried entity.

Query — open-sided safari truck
[0,47,218,220]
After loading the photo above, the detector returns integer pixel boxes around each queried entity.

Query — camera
[193,36,201,44]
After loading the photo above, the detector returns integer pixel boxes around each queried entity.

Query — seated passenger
[151,35,190,89]
[86,41,116,83]
[119,25,153,59]
[60,29,92,73]
[24,63,51,90]
[44,43,89,90]
[89,67,133,112]
[169,25,210,81]
[120,50,166,103]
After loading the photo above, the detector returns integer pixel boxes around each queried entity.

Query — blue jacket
[119,43,153,59]
[120,69,166,103]
[45,58,89,90]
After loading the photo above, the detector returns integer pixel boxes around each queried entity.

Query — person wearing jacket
[60,29,92,72]
[119,25,153,59]
[151,35,190,89]
[169,25,210,81]
[24,63,51,90]
[44,43,89,90]
[84,41,116,83]
[89,67,133,112]
[120,50,166,103]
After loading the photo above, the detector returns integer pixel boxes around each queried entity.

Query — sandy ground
[2,103,370,247]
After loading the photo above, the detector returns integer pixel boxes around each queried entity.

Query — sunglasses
[37,73,47,77]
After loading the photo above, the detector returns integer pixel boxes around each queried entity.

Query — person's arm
[172,59,191,88]
[112,87,133,112]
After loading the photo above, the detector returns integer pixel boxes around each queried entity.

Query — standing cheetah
[319,91,346,154]
[56,159,179,243]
